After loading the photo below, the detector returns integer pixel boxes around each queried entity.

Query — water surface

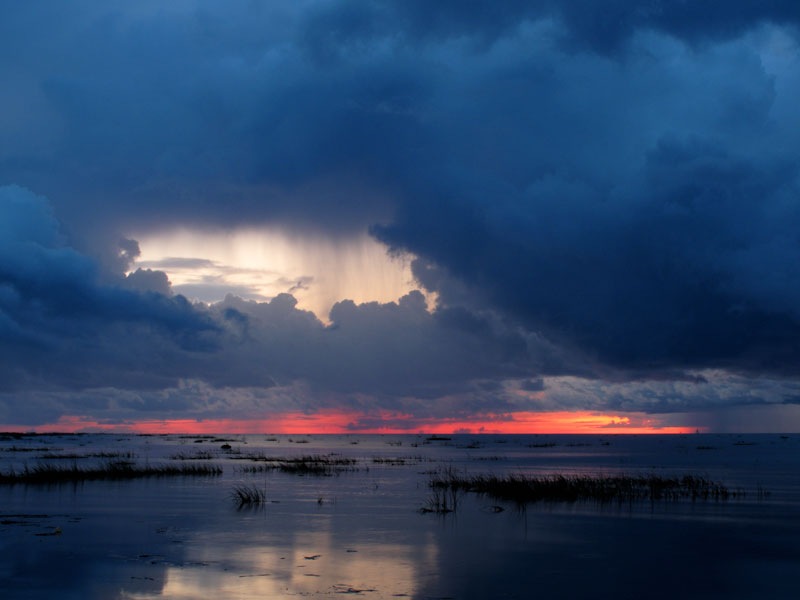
[1,433,798,599]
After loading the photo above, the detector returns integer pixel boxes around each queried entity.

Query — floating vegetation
[0,432,56,441]
[171,451,215,460]
[528,443,557,448]
[35,451,136,460]
[231,484,267,507]
[234,455,359,476]
[372,457,408,465]
[3,447,55,453]
[227,451,270,461]
[428,471,739,504]
[332,585,377,594]
[0,462,222,484]
[696,446,717,450]
[425,436,451,441]
[371,455,423,466]
[733,441,757,446]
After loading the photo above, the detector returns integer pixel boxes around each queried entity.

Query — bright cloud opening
[132,227,434,320]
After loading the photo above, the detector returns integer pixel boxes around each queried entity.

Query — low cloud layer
[2,2,800,428]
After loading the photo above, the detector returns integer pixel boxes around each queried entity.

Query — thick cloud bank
[0,186,568,424]
[2,2,800,427]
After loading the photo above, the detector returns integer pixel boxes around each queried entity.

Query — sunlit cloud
[132,227,432,320]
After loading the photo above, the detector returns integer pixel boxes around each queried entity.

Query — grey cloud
[172,282,268,304]
[542,371,800,415]
[123,268,172,295]
[520,378,546,392]
[138,257,217,270]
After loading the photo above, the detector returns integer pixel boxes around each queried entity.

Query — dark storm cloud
[302,1,800,55]
[4,1,798,241]
[0,185,567,423]
[2,1,800,423]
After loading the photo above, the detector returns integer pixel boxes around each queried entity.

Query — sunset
[1,2,799,598]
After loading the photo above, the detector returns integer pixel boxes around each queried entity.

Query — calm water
[1,433,798,599]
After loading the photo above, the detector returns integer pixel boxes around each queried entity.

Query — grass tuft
[419,486,461,514]
[231,484,267,506]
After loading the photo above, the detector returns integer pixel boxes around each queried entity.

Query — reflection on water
[1,434,799,599]
[148,534,433,600]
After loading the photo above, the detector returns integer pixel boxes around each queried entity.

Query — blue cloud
[2,2,800,424]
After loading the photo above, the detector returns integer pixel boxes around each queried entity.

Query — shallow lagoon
[1,433,798,599]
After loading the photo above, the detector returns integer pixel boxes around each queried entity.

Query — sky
[2,1,800,433]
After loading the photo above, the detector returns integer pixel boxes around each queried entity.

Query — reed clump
[231,484,268,507]
[420,486,461,514]
[430,471,738,503]
[0,461,222,484]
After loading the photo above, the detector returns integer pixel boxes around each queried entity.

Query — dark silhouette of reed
[231,484,267,506]
[429,471,738,503]
[0,461,221,484]
[235,454,358,476]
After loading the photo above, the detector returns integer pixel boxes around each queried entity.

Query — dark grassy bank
[0,461,222,484]
[430,471,738,503]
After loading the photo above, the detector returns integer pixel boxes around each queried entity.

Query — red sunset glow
[6,411,699,435]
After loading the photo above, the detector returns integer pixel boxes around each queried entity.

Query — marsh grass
[420,486,461,514]
[235,455,359,476]
[371,455,424,465]
[231,484,268,507]
[0,461,222,484]
[421,489,460,514]
[35,452,136,460]
[171,450,215,460]
[429,471,738,504]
